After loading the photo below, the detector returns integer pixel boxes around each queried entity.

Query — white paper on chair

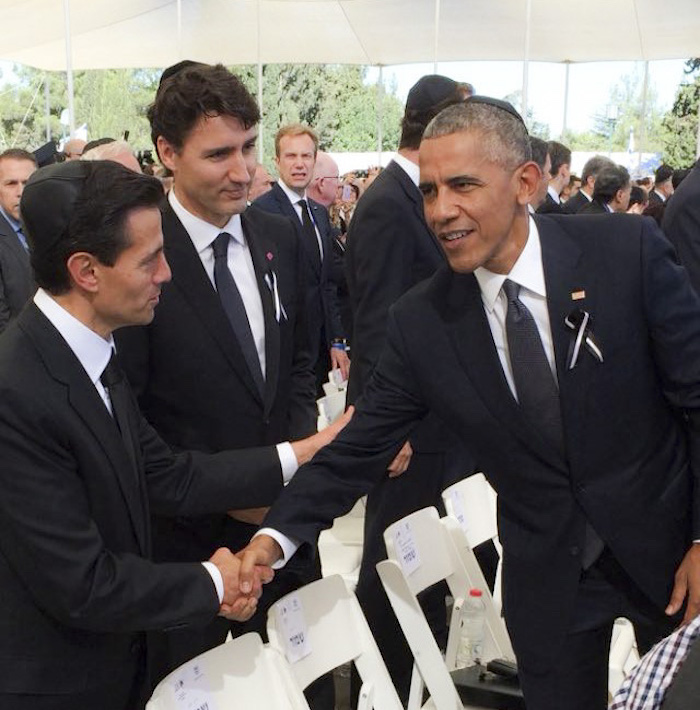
[449,488,470,535]
[276,592,312,663]
[393,520,421,576]
[168,661,218,710]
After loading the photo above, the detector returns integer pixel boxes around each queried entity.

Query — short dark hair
[581,155,615,184]
[30,162,164,295]
[547,141,571,177]
[593,165,630,203]
[399,82,473,150]
[529,136,549,171]
[628,185,648,209]
[672,168,691,190]
[148,63,260,155]
[654,164,673,185]
[0,148,37,166]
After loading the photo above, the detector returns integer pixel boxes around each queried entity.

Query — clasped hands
[208,547,275,621]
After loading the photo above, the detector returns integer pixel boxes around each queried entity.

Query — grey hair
[423,102,531,170]
[81,140,135,162]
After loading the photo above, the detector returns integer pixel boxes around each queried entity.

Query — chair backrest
[267,574,403,710]
[146,632,310,710]
[382,506,513,670]
[316,389,347,428]
[442,473,498,549]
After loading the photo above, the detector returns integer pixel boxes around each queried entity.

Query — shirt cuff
[276,442,299,484]
[255,528,300,569]
[201,561,224,604]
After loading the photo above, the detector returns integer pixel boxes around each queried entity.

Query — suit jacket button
[569,546,581,556]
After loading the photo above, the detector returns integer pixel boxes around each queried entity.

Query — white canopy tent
[1,0,699,156]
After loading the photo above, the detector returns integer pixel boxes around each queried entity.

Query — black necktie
[298,199,321,269]
[101,354,139,473]
[212,232,265,397]
[503,279,603,567]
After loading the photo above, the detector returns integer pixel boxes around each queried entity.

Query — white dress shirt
[277,180,324,258]
[547,184,561,205]
[33,289,225,602]
[169,190,298,482]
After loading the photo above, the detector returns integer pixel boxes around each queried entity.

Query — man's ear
[516,161,541,206]
[66,252,100,293]
[157,136,177,172]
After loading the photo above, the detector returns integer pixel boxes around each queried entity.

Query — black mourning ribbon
[565,308,604,370]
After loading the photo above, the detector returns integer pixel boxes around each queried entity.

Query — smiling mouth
[440,229,472,242]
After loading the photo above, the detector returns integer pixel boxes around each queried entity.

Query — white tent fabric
[1,0,699,71]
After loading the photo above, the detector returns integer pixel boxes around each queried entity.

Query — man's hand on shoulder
[209,546,274,621]
[667,542,700,624]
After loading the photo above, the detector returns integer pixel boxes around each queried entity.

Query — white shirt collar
[474,216,546,312]
[33,288,114,387]
[547,184,561,204]
[581,189,593,202]
[278,179,308,206]
[392,153,420,187]
[653,189,666,203]
[169,188,245,254]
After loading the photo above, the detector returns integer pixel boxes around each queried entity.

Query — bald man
[307,152,340,208]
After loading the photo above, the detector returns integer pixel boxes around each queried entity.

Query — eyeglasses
[318,175,339,181]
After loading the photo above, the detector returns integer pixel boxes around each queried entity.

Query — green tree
[660,58,700,167]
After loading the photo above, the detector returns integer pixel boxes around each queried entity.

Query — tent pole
[45,73,51,142]
[521,0,531,127]
[562,61,570,138]
[376,65,384,164]
[177,0,183,59]
[433,0,441,73]
[637,60,649,171]
[696,99,700,160]
[257,0,264,164]
[63,0,75,137]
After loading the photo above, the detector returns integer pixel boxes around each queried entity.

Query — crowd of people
[0,61,700,710]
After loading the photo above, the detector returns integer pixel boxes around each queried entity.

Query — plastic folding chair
[267,574,403,710]
[318,496,366,590]
[378,506,523,710]
[146,632,309,710]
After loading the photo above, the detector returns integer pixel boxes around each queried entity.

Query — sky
[366,58,690,137]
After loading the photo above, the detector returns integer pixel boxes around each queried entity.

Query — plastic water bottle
[456,588,485,668]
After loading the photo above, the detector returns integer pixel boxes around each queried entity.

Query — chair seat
[451,666,525,710]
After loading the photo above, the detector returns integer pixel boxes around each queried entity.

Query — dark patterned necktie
[503,279,603,567]
[298,199,322,269]
[212,232,264,397]
[101,354,139,473]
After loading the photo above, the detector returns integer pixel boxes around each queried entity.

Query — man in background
[563,155,615,214]
[537,139,571,214]
[0,149,36,333]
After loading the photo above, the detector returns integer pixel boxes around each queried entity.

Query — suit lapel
[538,216,596,455]
[241,210,280,417]
[22,305,150,553]
[272,184,321,277]
[162,205,264,405]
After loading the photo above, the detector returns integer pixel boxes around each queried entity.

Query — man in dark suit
[662,160,700,295]
[536,140,571,214]
[252,124,349,390]
[580,165,632,214]
[239,98,700,710]
[563,155,615,214]
[342,74,482,703]
[0,160,285,709]
[0,149,36,332]
[649,164,674,205]
[114,64,341,703]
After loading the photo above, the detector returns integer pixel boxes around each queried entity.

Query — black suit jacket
[561,190,591,214]
[663,164,700,295]
[0,212,34,332]
[116,203,316,556]
[0,304,282,697]
[579,199,608,214]
[252,183,344,352]
[263,214,700,675]
[536,191,564,214]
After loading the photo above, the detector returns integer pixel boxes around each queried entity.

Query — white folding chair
[316,388,347,430]
[442,474,504,615]
[318,495,366,590]
[146,632,309,710]
[608,618,640,697]
[378,507,517,710]
[267,574,403,710]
